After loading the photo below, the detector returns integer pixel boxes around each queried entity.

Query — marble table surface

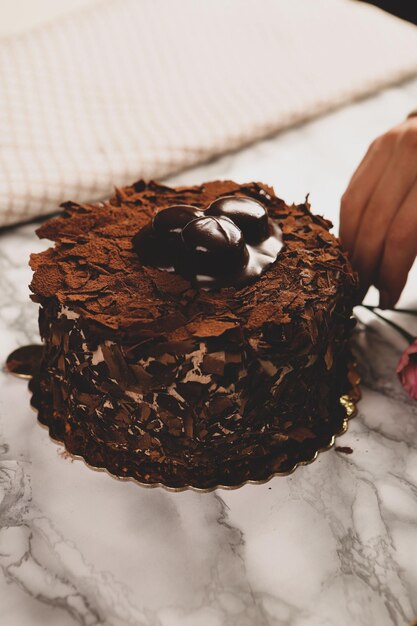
[2,77,417,626]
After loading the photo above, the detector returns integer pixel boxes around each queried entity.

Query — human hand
[340,116,417,309]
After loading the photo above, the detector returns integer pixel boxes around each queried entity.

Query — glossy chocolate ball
[181,216,249,276]
[132,223,173,268]
[134,205,204,270]
[207,196,269,244]
[152,205,204,240]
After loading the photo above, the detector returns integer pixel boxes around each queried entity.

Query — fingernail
[379,290,390,310]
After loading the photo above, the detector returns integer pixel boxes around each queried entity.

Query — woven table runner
[1,0,417,226]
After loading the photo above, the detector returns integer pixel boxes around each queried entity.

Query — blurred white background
[0,0,98,36]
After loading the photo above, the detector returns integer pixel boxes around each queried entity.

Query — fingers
[376,179,417,308]
[340,118,417,306]
[339,133,394,254]
[351,126,417,292]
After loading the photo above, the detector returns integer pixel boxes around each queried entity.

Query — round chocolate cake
[29,180,358,489]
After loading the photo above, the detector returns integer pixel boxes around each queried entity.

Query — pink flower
[397,340,417,400]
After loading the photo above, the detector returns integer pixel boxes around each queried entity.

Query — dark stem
[358,305,415,343]
[361,304,417,317]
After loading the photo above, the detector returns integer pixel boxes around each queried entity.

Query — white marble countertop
[2,77,417,626]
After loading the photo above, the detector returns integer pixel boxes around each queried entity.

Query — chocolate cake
[29,180,358,489]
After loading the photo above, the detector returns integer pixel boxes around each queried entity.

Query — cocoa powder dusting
[30,180,357,343]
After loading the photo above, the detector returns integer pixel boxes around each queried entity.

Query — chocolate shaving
[335,446,353,454]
